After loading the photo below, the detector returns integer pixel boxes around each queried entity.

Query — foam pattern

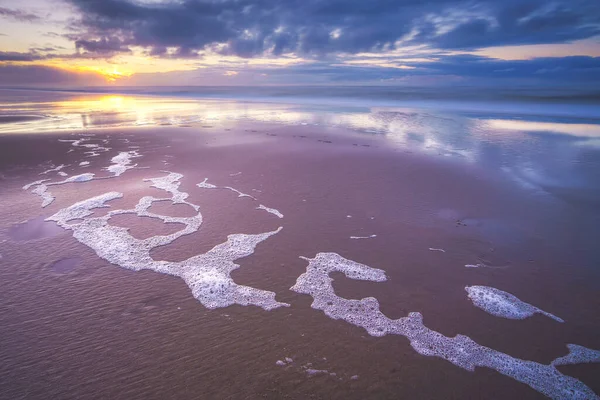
[23,179,49,190]
[224,186,257,200]
[306,368,329,377]
[40,164,66,175]
[291,253,597,399]
[25,144,141,207]
[58,137,111,157]
[350,235,377,239]
[465,286,564,322]
[197,179,284,221]
[31,183,54,207]
[144,172,199,211]
[47,172,289,311]
[24,173,95,208]
[56,173,95,184]
[197,178,217,189]
[257,204,284,218]
[552,344,600,366]
[105,151,140,176]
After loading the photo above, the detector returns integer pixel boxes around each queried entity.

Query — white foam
[58,171,68,177]
[465,264,483,268]
[47,172,289,311]
[197,180,261,202]
[350,235,377,239]
[59,138,111,154]
[257,204,284,218]
[79,161,90,166]
[465,286,564,322]
[230,172,242,176]
[291,253,596,399]
[197,178,217,189]
[306,369,329,377]
[23,179,49,190]
[276,357,293,366]
[552,344,600,366]
[144,172,198,210]
[26,175,96,208]
[32,183,54,207]
[429,248,445,252]
[56,173,95,184]
[105,151,140,176]
[25,170,95,208]
[224,186,257,200]
[40,164,66,175]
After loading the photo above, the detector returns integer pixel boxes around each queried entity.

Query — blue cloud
[65,0,600,57]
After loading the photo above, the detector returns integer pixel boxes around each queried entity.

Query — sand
[0,94,599,399]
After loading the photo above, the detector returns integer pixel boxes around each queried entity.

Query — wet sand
[1,116,599,399]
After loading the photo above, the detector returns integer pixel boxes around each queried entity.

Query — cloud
[75,37,131,54]
[65,0,600,58]
[0,51,46,62]
[216,55,600,86]
[0,64,105,86]
[409,55,600,82]
[0,7,41,22]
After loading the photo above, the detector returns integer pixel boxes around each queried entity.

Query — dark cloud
[237,56,600,88]
[75,37,131,54]
[65,0,600,58]
[412,55,600,81]
[0,64,105,86]
[0,51,46,62]
[0,7,41,22]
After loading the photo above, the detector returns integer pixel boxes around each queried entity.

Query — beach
[0,90,599,399]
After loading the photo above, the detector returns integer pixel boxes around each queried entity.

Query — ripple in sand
[49,257,81,274]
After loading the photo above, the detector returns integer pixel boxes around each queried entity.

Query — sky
[0,0,599,88]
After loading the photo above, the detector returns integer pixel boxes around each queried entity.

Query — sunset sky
[0,0,599,87]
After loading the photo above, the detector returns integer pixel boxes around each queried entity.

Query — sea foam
[197,178,217,189]
[105,151,140,176]
[552,344,600,366]
[291,253,596,399]
[23,174,95,208]
[40,164,66,175]
[224,186,257,200]
[47,172,289,311]
[465,286,564,322]
[257,204,284,218]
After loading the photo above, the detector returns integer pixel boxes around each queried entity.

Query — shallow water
[7,216,65,241]
[0,89,599,399]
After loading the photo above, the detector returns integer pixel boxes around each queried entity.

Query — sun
[71,65,133,82]
[98,66,132,82]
